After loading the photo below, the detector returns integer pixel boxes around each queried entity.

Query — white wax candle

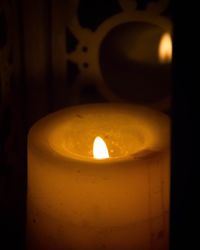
[27,103,170,250]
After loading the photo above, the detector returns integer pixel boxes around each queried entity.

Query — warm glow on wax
[93,136,109,159]
[158,32,172,63]
[27,104,170,250]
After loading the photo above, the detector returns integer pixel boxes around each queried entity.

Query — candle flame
[93,137,109,159]
[158,32,172,63]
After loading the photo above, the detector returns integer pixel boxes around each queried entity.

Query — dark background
[0,0,197,249]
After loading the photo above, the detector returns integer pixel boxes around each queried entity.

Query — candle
[27,103,170,250]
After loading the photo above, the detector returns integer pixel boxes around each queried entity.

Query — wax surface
[27,103,170,250]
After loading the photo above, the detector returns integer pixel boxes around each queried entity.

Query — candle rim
[29,140,168,170]
[28,103,170,166]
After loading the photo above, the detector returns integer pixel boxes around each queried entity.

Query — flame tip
[159,32,172,63]
[93,136,109,159]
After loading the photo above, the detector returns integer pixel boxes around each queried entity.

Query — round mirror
[99,21,172,105]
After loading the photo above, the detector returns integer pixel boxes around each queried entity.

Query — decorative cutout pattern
[78,0,122,31]
[66,27,79,53]
[65,0,171,109]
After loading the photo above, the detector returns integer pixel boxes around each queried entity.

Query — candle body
[27,104,170,250]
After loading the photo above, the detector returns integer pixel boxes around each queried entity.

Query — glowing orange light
[158,32,172,63]
[93,136,109,159]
